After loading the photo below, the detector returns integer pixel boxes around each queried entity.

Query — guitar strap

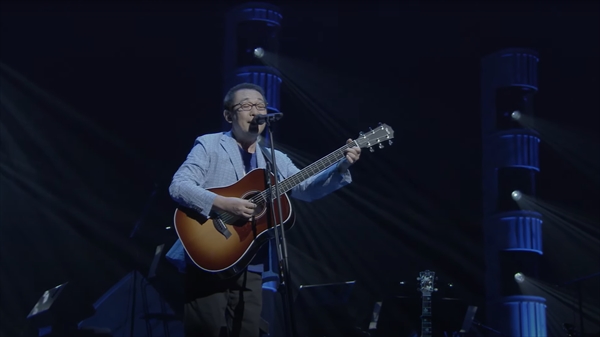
[258,145,281,180]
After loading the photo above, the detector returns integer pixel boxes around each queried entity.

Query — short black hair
[223,82,266,111]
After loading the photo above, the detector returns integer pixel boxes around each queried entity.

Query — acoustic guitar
[173,123,395,279]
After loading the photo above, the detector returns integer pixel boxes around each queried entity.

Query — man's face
[228,89,267,137]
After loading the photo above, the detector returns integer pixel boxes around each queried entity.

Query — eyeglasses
[232,102,267,112]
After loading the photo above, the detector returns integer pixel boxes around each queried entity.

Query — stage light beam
[254,47,265,59]
[514,272,525,283]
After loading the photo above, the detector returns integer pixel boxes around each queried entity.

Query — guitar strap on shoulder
[258,145,281,180]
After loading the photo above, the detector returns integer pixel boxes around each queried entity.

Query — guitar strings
[250,143,351,204]
[219,127,389,224]
[218,143,353,224]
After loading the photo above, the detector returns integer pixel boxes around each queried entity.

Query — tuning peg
[359,131,364,136]
[378,122,382,126]
[379,143,384,149]
[388,140,393,145]
[369,127,373,131]
[369,147,374,153]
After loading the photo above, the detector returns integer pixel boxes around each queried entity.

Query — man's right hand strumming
[213,195,257,218]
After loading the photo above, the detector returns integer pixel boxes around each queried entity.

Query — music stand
[293,281,356,337]
[139,243,175,337]
[147,243,165,280]
[27,282,98,336]
[459,306,478,335]
[27,282,69,324]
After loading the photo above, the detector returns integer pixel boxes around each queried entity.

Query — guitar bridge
[213,216,232,239]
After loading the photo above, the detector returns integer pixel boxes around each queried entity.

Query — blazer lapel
[220,131,245,180]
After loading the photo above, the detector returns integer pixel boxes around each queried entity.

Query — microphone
[251,112,284,125]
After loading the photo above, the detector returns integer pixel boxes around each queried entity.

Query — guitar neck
[264,123,394,196]
[272,143,352,194]
[421,294,432,337]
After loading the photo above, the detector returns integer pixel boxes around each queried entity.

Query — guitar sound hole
[241,190,267,219]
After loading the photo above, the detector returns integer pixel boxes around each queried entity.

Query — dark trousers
[184,266,263,337]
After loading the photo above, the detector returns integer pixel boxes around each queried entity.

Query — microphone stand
[128,183,159,337]
[263,117,297,337]
[561,271,600,335]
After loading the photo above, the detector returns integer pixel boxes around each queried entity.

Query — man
[166,82,361,337]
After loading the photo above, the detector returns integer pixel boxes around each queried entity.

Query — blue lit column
[481,48,547,337]
[223,2,283,146]
[223,3,283,336]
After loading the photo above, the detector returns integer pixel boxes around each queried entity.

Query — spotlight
[514,272,525,283]
[511,110,521,120]
[253,47,265,59]
[511,190,522,201]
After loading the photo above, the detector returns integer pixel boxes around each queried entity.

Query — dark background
[1,1,599,336]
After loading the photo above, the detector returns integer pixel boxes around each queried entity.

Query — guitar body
[173,168,295,280]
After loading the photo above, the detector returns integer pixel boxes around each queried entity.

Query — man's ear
[223,110,232,123]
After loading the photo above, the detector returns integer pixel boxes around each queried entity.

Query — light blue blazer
[165,131,352,273]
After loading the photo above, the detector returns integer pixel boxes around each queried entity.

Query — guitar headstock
[417,270,437,296]
[353,123,395,153]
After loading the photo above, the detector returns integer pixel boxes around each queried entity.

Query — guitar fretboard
[255,143,353,203]
[421,294,432,337]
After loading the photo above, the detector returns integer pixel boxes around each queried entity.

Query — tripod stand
[561,271,600,335]
[127,183,159,337]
